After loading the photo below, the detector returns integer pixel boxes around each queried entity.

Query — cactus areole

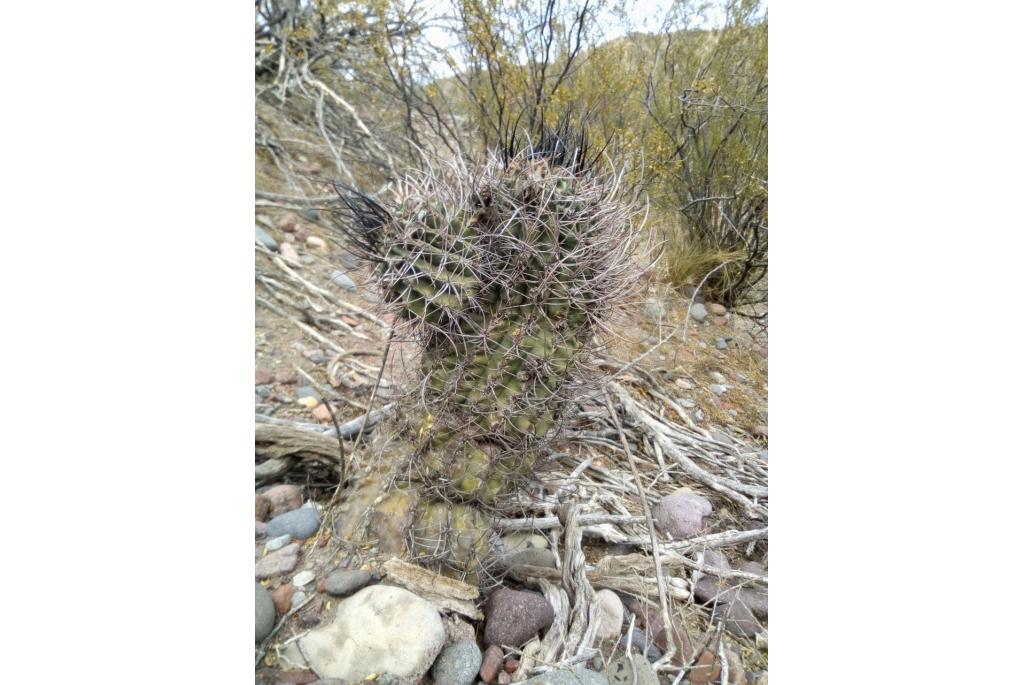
[333,126,646,507]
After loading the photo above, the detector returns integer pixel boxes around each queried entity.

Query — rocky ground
[255,213,768,685]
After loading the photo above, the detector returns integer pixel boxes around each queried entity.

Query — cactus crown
[333,126,646,506]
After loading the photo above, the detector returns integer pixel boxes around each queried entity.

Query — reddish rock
[479,645,504,683]
[256,494,271,522]
[654,622,695,664]
[708,303,727,316]
[299,595,324,627]
[274,670,319,685]
[271,584,296,615]
[504,658,519,673]
[688,649,721,685]
[484,588,555,648]
[340,315,360,327]
[256,521,269,538]
[652,490,713,538]
[263,484,303,517]
[277,214,299,232]
[256,368,274,384]
[275,370,298,384]
[688,646,744,685]
[311,404,332,423]
[255,543,302,579]
[620,594,664,638]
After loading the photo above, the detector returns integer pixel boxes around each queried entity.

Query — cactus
[332,125,645,511]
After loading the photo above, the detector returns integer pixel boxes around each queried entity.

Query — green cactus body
[338,131,642,510]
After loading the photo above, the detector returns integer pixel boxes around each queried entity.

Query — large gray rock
[689,302,708,322]
[652,490,712,538]
[297,585,445,681]
[484,588,555,648]
[430,639,482,685]
[266,507,320,540]
[256,583,275,642]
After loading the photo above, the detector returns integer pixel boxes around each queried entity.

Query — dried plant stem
[314,327,395,546]
[603,389,677,667]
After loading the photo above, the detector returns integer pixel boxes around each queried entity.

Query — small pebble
[296,386,321,400]
[266,534,292,552]
[271,584,295,614]
[330,270,357,291]
[256,226,278,251]
[293,570,315,587]
[715,338,728,350]
[709,384,727,395]
[306,236,327,250]
[291,590,308,610]
[311,404,332,422]
[324,569,373,597]
[280,242,300,263]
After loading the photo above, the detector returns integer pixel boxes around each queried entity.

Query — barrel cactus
[333,126,645,512]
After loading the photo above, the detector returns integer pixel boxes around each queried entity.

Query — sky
[415,0,737,78]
